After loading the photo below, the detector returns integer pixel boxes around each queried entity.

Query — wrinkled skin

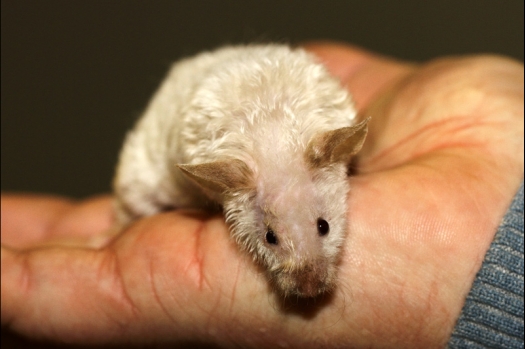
[1,42,523,348]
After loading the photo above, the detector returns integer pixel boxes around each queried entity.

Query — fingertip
[303,41,415,110]
[302,40,373,57]
[1,194,74,247]
[1,194,115,249]
[302,41,373,82]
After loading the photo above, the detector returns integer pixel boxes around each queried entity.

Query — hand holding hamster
[2,43,522,348]
[113,45,369,297]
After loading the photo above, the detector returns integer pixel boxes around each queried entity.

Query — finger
[1,210,235,343]
[1,244,139,343]
[1,194,114,248]
[304,41,415,111]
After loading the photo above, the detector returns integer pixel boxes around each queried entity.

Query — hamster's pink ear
[178,159,253,193]
[305,117,370,168]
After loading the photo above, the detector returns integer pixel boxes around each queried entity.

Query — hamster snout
[270,257,335,298]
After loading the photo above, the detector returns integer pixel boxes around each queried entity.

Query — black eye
[266,229,278,245]
[317,219,329,236]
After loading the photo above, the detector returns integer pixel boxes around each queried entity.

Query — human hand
[2,42,523,348]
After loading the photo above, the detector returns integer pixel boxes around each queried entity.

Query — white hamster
[113,44,369,298]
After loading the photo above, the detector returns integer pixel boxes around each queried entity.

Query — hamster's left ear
[178,159,254,193]
[305,117,370,168]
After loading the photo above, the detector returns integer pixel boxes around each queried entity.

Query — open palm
[2,43,523,348]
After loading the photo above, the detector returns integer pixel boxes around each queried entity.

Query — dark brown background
[1,0,523,347]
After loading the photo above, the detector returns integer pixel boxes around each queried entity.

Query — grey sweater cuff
[448,182,524,348]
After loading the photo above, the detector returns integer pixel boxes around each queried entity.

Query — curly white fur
[114,44,364,297]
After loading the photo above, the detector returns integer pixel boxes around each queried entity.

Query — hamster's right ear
[305,117,370,168]
[178,159,254,193]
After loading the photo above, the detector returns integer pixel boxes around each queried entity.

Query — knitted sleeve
[448,182,524,349]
